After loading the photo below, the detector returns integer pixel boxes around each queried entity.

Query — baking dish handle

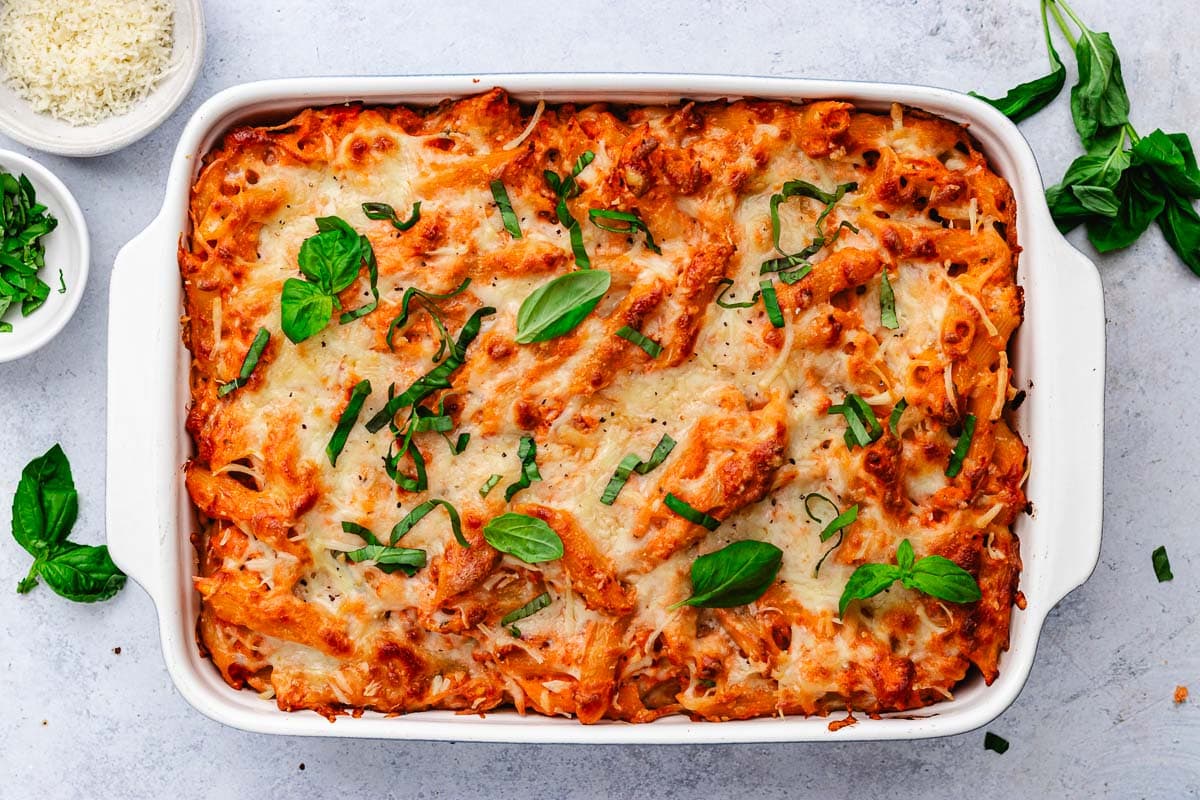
[106,214,182,605]
[1039,236,1106,609]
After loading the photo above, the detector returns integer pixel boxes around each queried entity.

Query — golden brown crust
[183,90,1025,723]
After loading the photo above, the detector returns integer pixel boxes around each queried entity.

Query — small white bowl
[0,0,205,157]
[0,149,89,362]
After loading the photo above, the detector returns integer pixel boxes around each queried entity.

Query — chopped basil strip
[803,493,839,524]
[889,398,908,435]
[1152,545,1173,582]
[483,512,564,563]
[362,201,421,231]
[945,413,977,478]
[385,277,471,355]
[600,434,676,505]
[588,208,662,254]
[339,521,426,575]
[669,540,783,610]
[714,278,761,309]
[805,494,857,576]
[880,268,899,329]
[0,169,58,333]
[828,393,883,449]
[366,306,494,432]
[490,180,522,238]
[762,180,858,276]
[338,235,380,324]
[759,279,784,328]
[984,732,1010,754]
[504,434,542,502]
[615,325,663,357]
[217,327,270,398]
[820,504,859,544]
[326,379,371,465]
[391,499,468,548]
[480,473,503,497]
[500,591,552,628]
[544,150,595,269]
[515,269,611,344]
[664,493,720,531]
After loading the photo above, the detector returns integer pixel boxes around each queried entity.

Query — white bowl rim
[0,0,206,158]
[0,148,90,362]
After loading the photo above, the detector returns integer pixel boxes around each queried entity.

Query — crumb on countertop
[1175,685,1188,704]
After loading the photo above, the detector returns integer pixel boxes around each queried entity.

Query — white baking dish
[106,74,1105,743]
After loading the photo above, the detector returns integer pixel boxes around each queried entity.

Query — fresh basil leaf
[969,0,1065,123]
[904,554,983,604]
[217,327,270,397]
[588,209,662,254]
[1131,130,1200,197]
[483,512,564,563]
[490,181,523,238]
[663,493,720,531]
[297,227,360,294]
[984,732,1010,754]
[880,268,899,329]
[515,270,610,344]
[600,434,676,505]
[838,563,902,617]
[280,278,334,343]
[480,473,503,497]
[1068,20,1131,151]
[35,543,126,603]
[362,201,421,231]
[326,379,371,466]
[504,434,542,502]
[670,540,783,609]
[338,235,379,323]
[945,413,977,478]
[1151,545,1173,582]
[759,279,784,328]
[500,592,552,628]
[896,538,915,572]
[888,398,908,436]
[1087,167,1165,252]
[1158,190,1200,276]
[714,278,761,309]
[615,325,662,358]
[12,443,77,557]
[1072,184,1121,217]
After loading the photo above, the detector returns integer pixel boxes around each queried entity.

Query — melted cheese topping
[182,91,1026,723]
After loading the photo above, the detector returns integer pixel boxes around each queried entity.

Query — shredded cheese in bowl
[0,0,175,126]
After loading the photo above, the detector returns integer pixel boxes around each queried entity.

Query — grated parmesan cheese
[0,0,175,125]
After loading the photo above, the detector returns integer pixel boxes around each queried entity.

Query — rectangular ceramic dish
[106,74,1105,743]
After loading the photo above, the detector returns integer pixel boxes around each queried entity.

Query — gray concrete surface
[1,0,1196,797]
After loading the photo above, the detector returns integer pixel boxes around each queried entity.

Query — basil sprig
[945,413,977,478]
[970,0,1066,123]
[217,327,270,398]
[838,539,981,617]
[827,393,883,449]
[615,325,662,358]
[669,540,783,609]
[326,379,371,466]
[515,269,611,344]
[974,0,1200,276]
[12,445,125,602]
[588,209,661,254]
[489,180,522,238]
[362,201,421,231]
[504,434,542,502]
[1151,545,1173,583]
[545,151,595,269]
[501,591,551,637]
[339,521,426,576]
[600,434,675,505]
[0,170,58,332]
[281,216,378,343]
[762,179,858,280]
[879,269,899,330]
[664,493,720,531]
[483,512,564,563]
[805,493,858,576]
